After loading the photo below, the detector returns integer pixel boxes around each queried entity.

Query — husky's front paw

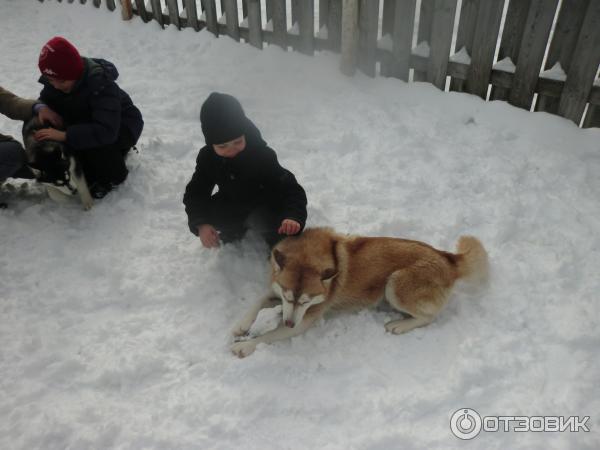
[231,318,253,337]
[231,340,257,358]
[82,198,93,211]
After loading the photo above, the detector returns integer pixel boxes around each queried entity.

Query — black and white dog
[22,117,93,210]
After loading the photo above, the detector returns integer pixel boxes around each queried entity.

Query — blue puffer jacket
[38,57,144,150]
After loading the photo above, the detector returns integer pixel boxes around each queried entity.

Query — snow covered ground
[1,1,599,449]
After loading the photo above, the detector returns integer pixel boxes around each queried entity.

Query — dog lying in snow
[231,227,488,358]
[22,117,93,210]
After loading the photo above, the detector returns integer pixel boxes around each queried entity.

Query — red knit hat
[38,36,84,80]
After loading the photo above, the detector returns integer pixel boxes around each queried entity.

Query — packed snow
[1,1,599,449]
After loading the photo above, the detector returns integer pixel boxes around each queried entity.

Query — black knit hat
[200,92,249,145]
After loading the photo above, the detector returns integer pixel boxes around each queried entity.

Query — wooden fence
[38,0,600,128]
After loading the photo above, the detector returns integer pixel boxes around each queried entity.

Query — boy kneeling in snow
[34,36,144,198]
[183,92,307,248]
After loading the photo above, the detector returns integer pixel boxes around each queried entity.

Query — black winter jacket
[38,57,143,150]
[183,121,307,235]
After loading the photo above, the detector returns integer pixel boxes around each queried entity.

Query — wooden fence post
[247,0,263,49]
[490,0,531,100]
[340,0,359,76]
[558,1,600,124]
[449,0,478,92]
[390,0,416,82]
[357,0,379,77]
[413,0,434,81]
[223,0,240,41]
[184,0,200,31]
[427,0,457,89]
[272,0,287,50]
[134,0,150,22]
[166,0,181,29]
[149,0,164,28]
[203,0,219,36]
[508,0,559,110]
[583,105,600,128]
[328,0,343,52]
[320,0,329,30]
[379,0,396,77]
[122,0,133,20]
[299,0,315,55]
[465,0,505,98]
[536,0,590,114]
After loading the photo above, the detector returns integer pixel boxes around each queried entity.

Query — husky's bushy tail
[455,236,489,283]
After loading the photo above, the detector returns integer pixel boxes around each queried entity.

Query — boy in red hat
[34,36,144,198]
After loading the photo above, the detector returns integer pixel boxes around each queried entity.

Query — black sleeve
[183,149,216,235]
[261,148,308,229]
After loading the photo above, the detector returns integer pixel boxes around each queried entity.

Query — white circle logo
[450,408,482,440]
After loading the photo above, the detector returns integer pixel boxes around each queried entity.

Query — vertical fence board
[184,0,200,30]
[272,0,287,49]
[122,0,133,19]
[380,0,396,76]
[357,0,379,77]
[203,0,219,35]
[166,0,181,28]
[150,0,165,27]
[390,0,416,81]
[509,0,559,110]
[414,0,434,81]
[291,0,300,26]
[299,0,315,55]
[106,0,116,10]
[449,0,478,91]
[465,0,505,98]
[242,0,248,19]
[223,0,240,40]
[490,0,531,100]
[93,0,101,7]
[266,0,273,22]
[247,0,262,48]
[558,1,600,123]
[134,0,150,22]
[583,104,600,128]
[536,0,590,114]
[427,0,456,89]
[320,0,329,29]
[328,0,342,51]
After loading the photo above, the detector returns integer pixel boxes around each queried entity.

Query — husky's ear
[272,249,286,272]
[321,268,338,282]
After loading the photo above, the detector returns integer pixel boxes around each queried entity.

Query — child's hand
[198,224,220,248]
[37,106,64,128]
[278,219,301,235]
[34,128,66,142]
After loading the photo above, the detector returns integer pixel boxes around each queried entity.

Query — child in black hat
[183,92,307,248]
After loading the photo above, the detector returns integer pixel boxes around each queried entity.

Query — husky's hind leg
[383,267,449,335]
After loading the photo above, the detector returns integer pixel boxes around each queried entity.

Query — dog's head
[22,117,71,186]
[270,228,339,328]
